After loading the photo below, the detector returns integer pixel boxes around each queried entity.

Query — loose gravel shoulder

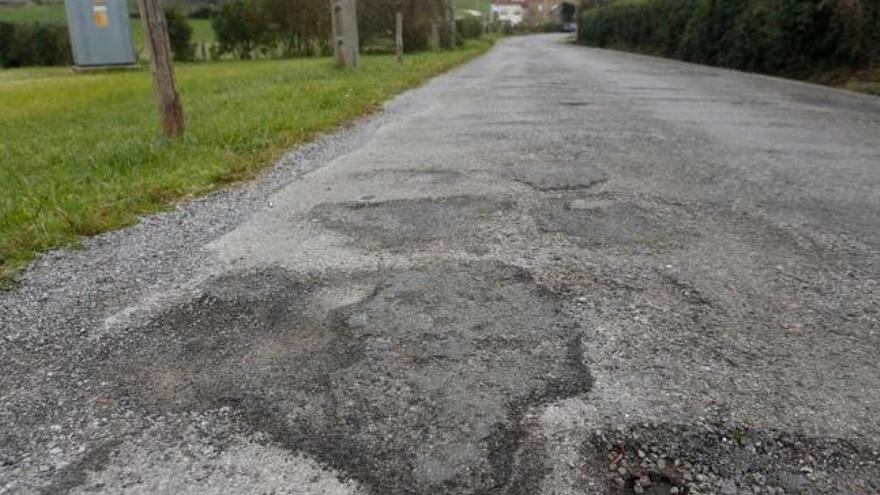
[3,35,880,495]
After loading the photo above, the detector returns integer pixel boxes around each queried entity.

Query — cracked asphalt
[2,35,880,494]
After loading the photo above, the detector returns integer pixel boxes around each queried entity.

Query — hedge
[578,0,880,78]
[0,21,71,68]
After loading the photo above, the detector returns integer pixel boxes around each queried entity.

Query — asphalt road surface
[2,35,879,495]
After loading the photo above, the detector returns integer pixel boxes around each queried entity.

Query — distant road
[2,35,879,495]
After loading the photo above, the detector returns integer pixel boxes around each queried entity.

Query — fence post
[137,0,184,139]
[396,12,404,63]
[429,21,440,51]
[330,0,359,69]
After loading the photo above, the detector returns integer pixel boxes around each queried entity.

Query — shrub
[211,0,267,59]
[457,16,484,40]
[165,7,196,62]
[1,22,71,68]
[0,22,14,67]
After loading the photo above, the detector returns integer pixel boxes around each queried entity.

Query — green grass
[843,67,880,96]
[0,3,67,23]
[457,0,493,15]
[0,39,495,286]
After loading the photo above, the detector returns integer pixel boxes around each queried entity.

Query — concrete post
[445,0,456,48]
[330,0,359,69]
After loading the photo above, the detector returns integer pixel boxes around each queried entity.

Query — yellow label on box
[93,5,108,28]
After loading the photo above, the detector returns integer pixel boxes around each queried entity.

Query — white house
[491,0,527,27]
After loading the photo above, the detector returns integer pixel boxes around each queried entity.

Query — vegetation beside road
[0,3,215,57]
[577,0,880,94]
[0,39,495,287]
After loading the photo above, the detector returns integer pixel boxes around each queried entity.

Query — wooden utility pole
[330,0,359,69]
[137,0,184,139]
[395,12,404,63]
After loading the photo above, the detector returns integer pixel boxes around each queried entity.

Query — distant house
[492,0,577,28]
[491,0,528,27]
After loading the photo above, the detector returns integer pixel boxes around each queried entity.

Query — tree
[165,7,195,61]
[211,0,267,59]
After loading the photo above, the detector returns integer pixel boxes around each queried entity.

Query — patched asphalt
[2,35,879,494]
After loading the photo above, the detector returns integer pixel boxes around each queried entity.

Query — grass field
[0,3,67,23]
[457,0,493,14]
[0,39,495,286]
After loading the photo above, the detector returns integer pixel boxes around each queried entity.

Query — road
[2,35,879,495]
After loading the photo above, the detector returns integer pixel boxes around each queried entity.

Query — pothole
[510,165,608,192]
[536,198,690,250]
[309,195,514,254]
[99,262,592,494]
[585,422,880,495]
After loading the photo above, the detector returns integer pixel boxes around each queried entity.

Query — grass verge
[0,39,495,287]
[841,68,880,96]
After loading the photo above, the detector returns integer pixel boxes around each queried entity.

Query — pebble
[720,479,738,495]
